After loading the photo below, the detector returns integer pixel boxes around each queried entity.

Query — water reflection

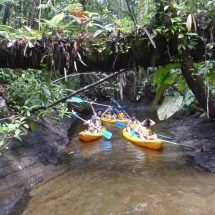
[101,141,112,151]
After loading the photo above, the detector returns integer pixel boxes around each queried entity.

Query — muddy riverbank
[0,116,74,215]
[169,114,215,173]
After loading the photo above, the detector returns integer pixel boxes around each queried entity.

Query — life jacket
[129,119,139,128]
[88,120,98,130]
[96,116,102,126]
[139,126,152,136]
[107,111,112,116]
[117,112,125,119]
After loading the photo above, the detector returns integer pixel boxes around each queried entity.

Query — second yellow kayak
[122,128,164,150]
[102,117,129,124]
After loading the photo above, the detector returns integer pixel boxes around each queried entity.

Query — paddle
[156,134,172,140]
[70,111,112,139]
[115,121,139,137]
[110,96,131,119]
[164,140,195,151]
[130,130,140,136]
[68,97,124,110]
[115,121,127,128]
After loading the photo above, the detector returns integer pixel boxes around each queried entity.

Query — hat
[91,115,97,120]
[131,113,136,116]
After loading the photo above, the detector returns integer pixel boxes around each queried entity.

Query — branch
[52,72,97,83]
[144,27,156,49]
[32,68,130,112]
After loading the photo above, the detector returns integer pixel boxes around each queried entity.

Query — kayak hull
[79,131,103,142]
[102,117,129,124]
[122,128,163,150]
[79,127,106,142]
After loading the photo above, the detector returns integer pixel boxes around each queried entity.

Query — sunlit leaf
[186,14,192,31]
[158,95,183,120]
[191,14,197,33]
[93,29,103,37]
[178,34,184,38]
[74,61,77,71]
[164,5,169,11]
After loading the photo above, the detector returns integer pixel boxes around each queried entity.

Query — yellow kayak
[122,128,164,150]
[102,117,129,124]
[79,127,106,142]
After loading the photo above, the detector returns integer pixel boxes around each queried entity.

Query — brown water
[10,112,215,215]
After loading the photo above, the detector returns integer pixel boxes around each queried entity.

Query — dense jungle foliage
[0,0,215,152]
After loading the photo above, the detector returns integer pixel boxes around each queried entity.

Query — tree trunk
[180,49,215,119]
[2,3,10,25]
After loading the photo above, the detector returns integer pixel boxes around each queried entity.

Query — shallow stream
[10,111,215,215]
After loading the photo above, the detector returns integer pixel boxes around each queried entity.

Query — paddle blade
[70,111,80,120]
[130,130,139,136]
[68,97,84,103]
[164,140,195,151]
[115,121,127,128]
[101,130,112,139]
[177,144,195,151]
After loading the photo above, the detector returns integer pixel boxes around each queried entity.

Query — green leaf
[43,100,49,107]
[23,124,29,129]
[28,121,36,132]
[150,84,171,110]
[26,110,30,117]
[0,140,4,147]
[93,23,104,29]
[186,14,192,31]
[104,24,114,32]
[49,13,65,26]
[15,129,21,136]
[185,32,197,36]
[42,87,51,98]
[164,5,169,11]
[178,34,184,38]
[78,59,87,66]
[74,61,77,71]
[15,136,22,142]
[93,29,103,38]
[157,95,183,120]
[64,68,67,82]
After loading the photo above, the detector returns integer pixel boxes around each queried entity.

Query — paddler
[102,106,116,120]
[114,109,129,120]
[83,115,101,134]
[126,113,140,133]
[135,118,157,140]
[90,102,103,128]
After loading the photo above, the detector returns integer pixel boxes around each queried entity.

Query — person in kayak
[90,102,103,128]
[114,109,129,120]
[126,113,140,133]
[83,115,101,134]
[102,106,116,120]
[135,118,157,140]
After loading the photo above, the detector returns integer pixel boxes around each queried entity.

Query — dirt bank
[169,115,215,173]
[0,116,74,215]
